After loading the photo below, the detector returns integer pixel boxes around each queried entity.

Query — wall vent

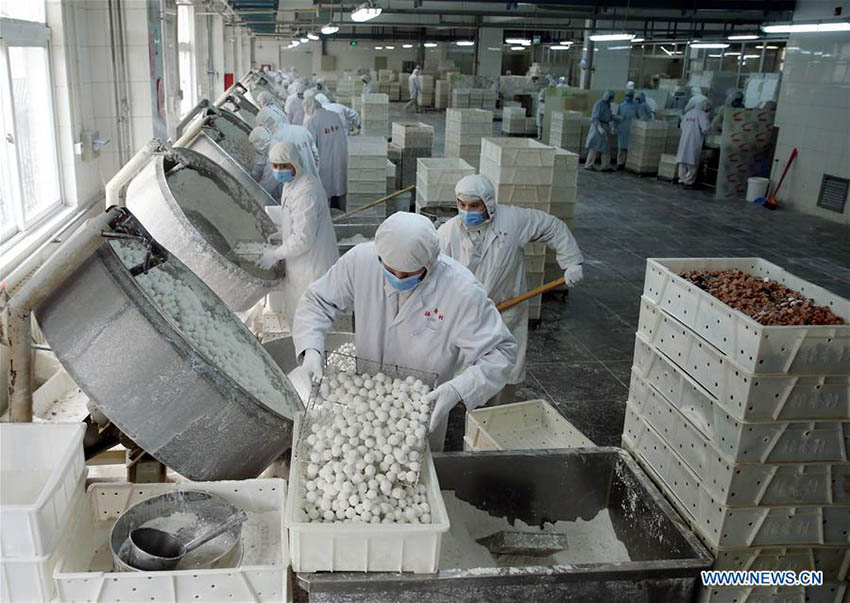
[817,174,849,213]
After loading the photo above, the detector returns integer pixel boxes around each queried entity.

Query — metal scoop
[477,530,569,557]
[128,509,248,571]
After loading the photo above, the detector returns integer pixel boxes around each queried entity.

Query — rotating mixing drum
[126,146,282,311]
[221,90,259,129]
[35,212,302,480]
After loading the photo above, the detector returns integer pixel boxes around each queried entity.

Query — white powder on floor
[439,491,631,570]
[110,240,293,416]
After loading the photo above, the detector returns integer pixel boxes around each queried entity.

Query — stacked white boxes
[387,142,402,190]
[415,157,475,211]
[482,90,498,111]
[347,136,388,219]
[549,111,587,156]
[337,78,357,102]
[479,138,556,320]
[444,109,493,169]
[392,122,434,188]
[419,75,435,108]
[451,88,470,108]
[389,82,401,102]
[502,107,527,134]
[378,69,394,83]
[658,153,678,181]
[524,117,538,136]
[625,120,668,175]
[351,94,363,116]
[622,258,850,603]
[469,88,483,108]
[361,93,389,138]
[435,80,450,109]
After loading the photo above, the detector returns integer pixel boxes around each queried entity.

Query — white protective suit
[285,82,306,125]
[263,141,338,323]
[683,86,709,113]
[302,96,348,199]
[255,92,289,126]
[255,110,320,177]
[248,127,282,202]
[292,212,517,451]
[317,93,360,134]
[676,101,711,166]
[438,175,583,384]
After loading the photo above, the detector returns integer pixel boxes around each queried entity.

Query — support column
[476,27,502,78]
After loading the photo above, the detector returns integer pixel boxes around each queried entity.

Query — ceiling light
[505,37,531,45]
[708,54,722,58]
[743,54,760,59]
[690,42,730,49]
[424,42,438,48]
[728,34,758,40]
[510,46,525,51]
[402,43,413,48]
[589,33,635,42]
[385,45,395,49]
[321,23,339,35]
[300,36,309,43]
[631,37,645,43]
[307,32,319,40]
[351,2,382,23]
[550,45,570,50]
[456,40,474,46]
[374,46,383,50]
[724,51,741,56]
[762,21,850,34]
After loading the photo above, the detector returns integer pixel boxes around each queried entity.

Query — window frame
[0,16,66,247]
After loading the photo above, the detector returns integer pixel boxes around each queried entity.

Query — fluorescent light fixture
[762,21,850,34]
[756,45,780,49]
[424,42,438,48]
[631,37,645,43]
[456,40,474,46]
[385,45,395,49]
[402,43,413,48]
[724,51,741,56]
[351,3,382,23]
[510,46,525,51]
[743,54,760,59]
[728,34,758,40]
[708,54,722,58]
[550,45,570,50]
[374,46,383,50]
[307,32,319,40]
[505,37,531,45]
[690,42,730,49]
[588,33,635,42]
[300,36,309,43]
[320,23,339,35]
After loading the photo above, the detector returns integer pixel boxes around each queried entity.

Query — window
[1,5,64,246]
[177,3,197,118]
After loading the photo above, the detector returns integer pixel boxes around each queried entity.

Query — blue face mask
[458,209,486,227]
[382,266,423,291]
[273,168,294,183]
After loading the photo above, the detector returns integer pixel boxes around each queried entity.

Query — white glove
[424,383,462,434]
[301,348,324,384]
[258,247,281,270]
[565,264,584,287]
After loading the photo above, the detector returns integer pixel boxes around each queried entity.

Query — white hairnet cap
[302,95,319,115]
[294,81,306,94]
[626,80,635,90]
[269,141,304,175]
[455,174,496,218]
[249,126,272,151]
[256,106,284,132]
[375,212,440,273]
[315,93,330,105]
[257,90,275,108]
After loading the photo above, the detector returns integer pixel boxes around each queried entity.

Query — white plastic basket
[53,479,288,603]
[286,420,449,573]
[0,423,86,558]
[481,137,555,167]
[634,302,850,421]
[643,258,850,374]
[464,399,594,451]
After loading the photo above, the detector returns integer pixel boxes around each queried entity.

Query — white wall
[590,40,631,90]
[772,0,850,223]
[265,40,422,76]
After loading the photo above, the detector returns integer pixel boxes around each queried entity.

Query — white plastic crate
[54,479,288,603]
[347,180,387,195]
[479,157,554,186]
[627,382,850,506]
[643,258,850,374]
[698,582,847,603]
[549,202,576,220]
[446,108,492,123]
[349,136,388,157]
[287,436,449,572]
[363,93,389,104]
[712,546,850,582]
[551,171,578,189]
[523,253,545,272]
[349,155,387,170]
[481,137,556,168]
[635,302,850,421]
[348,167,387,182]
[464,399,594,451]
[0,423,86,558]
[392,122,434,148]
[623,414,850,550]
[550,186,577,205]
[494,183,552,205]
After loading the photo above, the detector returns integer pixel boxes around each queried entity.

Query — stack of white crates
[361,93,389,138]
[445,109,492,169]
[378,69,394,83]
[392,122,434,188]
[415,157,475,212]
[479,137,556,321]
[482,90,498,111]
[1,423,86,602]
[625,120,668,175]
[435,80,449,109]
[622,258,850,603]
[451,89,470,108]
[337,78,357,102]
[664,121,681,155]
[351,94,363,116]
[419,75,434,108]
[658,153,678,181]
[502,107,527,134]
[549,111,586,156]
[347,136,388,219]
[524,117,538,136]
[469,89,483,108]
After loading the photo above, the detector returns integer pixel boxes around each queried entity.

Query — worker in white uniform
[404,67,421,113]
[258,141,338,327]
[247,127,283,202]
[302,95,348,210]
[584,90,615,171]
[256,90,289,125]
[683,86,709,113]
[556,76,568,87]
[254,109,320,178]
[316,93,360,135]
[361,73,378,95]
[285,81,306,125]
[676,98,711,187]
[437,174,583,401]
[536,75,555,139]
[292,212,517,451]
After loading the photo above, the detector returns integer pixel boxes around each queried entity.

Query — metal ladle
[128,509,249,571]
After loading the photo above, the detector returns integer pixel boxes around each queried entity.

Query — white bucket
[746,176,770,201]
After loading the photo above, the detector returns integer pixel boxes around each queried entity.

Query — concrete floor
[384,103,850,450]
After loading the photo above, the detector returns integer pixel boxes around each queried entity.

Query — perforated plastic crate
[643,258,850,374]
[481,137,556,167]
[493,183,552,205]
[479,157,554,186]
[635,303,850,421]
[464,399,594,451]
[53,479,288,603]
[712,546,850,582]
[697,582,847,603]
